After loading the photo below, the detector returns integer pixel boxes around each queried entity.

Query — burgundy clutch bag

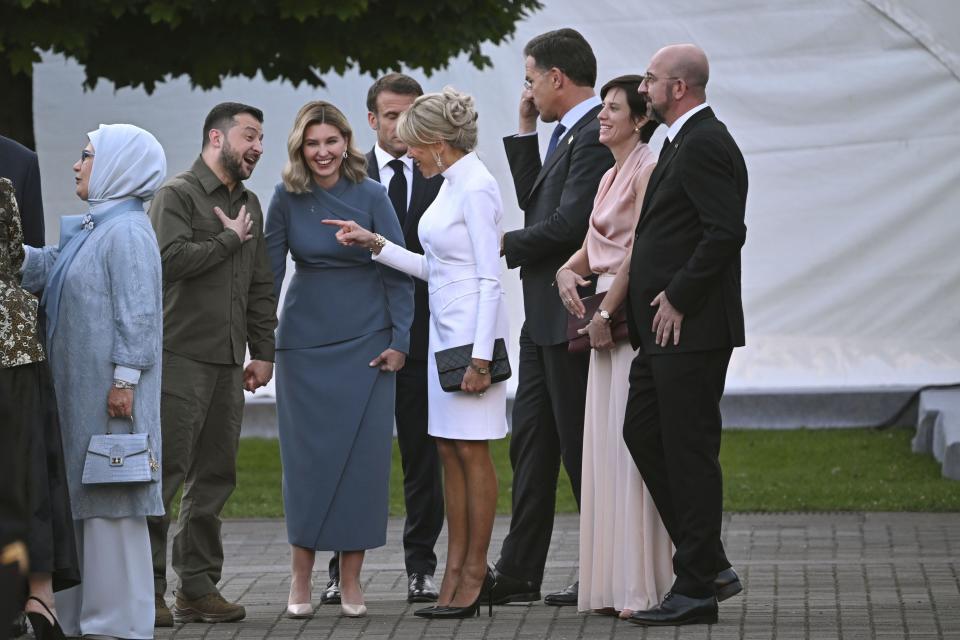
[566,291,629,354]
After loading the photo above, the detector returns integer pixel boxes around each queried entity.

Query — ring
[479,392,485,398]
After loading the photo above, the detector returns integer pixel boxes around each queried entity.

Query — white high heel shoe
[340,602,367,617]
[286,602,314,618]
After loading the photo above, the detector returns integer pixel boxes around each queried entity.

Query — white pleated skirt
[58,516,154,639]
[578,273,675,613]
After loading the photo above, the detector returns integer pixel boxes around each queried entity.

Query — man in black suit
[0,135,45,247]
[590,44,747,626]
[488,28,614,606]
[321,73,445,605]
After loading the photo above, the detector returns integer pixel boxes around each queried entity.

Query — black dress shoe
[714,567,743,602]
[481,566,541,605]
[319,578,341,605]
[544,581,578,606]
[407,573,439,603]
[627,592,718,626]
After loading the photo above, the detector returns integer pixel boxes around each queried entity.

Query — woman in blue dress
[265,101,414,619]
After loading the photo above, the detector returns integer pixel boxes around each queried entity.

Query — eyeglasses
[642,72,681,85]
[80,150,95,163]
[523,68,551,90]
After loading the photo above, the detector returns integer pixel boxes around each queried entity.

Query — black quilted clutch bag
[435,338,512,393]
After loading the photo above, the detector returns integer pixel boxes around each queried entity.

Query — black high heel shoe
[429,572,495,619]
[25,596,66,640]
[413,604,442,618]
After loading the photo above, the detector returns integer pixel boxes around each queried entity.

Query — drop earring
[342,150,348,159]
[434,152,445,170]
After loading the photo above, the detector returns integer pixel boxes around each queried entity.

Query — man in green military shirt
[148,102,277,625]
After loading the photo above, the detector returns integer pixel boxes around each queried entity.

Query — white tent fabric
[31,0,960,394]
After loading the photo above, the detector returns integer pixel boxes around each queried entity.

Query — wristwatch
[470,363,490,375]
[597,309,612,323]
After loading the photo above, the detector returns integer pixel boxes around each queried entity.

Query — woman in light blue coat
[21,124,166,639]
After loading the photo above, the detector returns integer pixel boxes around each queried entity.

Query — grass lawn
[210,427,960,519]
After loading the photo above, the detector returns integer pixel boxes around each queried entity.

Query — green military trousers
[148,350,244,600]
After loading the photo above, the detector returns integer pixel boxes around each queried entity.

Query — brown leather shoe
[155,594,173,627]
[172,592,246,623]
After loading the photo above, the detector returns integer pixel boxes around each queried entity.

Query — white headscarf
[86,124,167,213]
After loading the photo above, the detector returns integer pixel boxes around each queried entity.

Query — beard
[220,139,252,182]
[647,102,669,124]
[647,92,671,124]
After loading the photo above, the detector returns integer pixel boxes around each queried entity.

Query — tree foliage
[0,0,542,146]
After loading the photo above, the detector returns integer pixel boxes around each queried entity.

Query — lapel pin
[567,135,574,145]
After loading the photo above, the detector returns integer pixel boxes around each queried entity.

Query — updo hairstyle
[396,86,478,153]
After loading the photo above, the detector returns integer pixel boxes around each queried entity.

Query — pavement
[156,512,960,640]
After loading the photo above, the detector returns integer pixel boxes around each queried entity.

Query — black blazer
[367,148,443,361]
[0,135,45,247]
[502,106,614,346]
[627,107,748,354]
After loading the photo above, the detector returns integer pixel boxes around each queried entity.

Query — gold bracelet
[369,233,387,252]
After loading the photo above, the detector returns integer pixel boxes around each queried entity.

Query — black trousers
[495,328,589,585]
[622,347,733,599]
[329,359,443,579]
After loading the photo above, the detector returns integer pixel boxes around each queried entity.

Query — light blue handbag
[81,417,159,485]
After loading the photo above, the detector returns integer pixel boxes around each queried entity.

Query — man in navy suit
[322,73,445,605]
[0,134,45,247]
[489,28,614,607]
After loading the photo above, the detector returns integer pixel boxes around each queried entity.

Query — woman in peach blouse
[555,75,673,617]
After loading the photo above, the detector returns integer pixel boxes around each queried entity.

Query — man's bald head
[655,43,709,96]
[640,43,711,126]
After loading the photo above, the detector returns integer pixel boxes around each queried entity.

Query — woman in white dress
[324,87,508,620]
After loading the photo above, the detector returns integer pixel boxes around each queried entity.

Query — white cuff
[113,366,141,385]
[20,244,34,274]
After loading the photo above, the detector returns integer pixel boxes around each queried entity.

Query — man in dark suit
[595,44,747,626]
[488,28,614,606]
[0,135,45,247]
[321,73,445,605]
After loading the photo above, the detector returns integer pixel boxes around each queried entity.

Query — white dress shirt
[374,143,413,208]
[665,102,710,143]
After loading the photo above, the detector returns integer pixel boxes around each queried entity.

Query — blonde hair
[397,86,478,153]
[282,101,367,193]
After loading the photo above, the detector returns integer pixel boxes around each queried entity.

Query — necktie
[659,136,672,159]
[545,123,567,161]
[387,159,407,226]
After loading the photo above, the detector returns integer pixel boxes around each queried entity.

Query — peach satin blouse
[585,142,657,275]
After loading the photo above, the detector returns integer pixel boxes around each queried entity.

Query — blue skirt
[276,329,395,550]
